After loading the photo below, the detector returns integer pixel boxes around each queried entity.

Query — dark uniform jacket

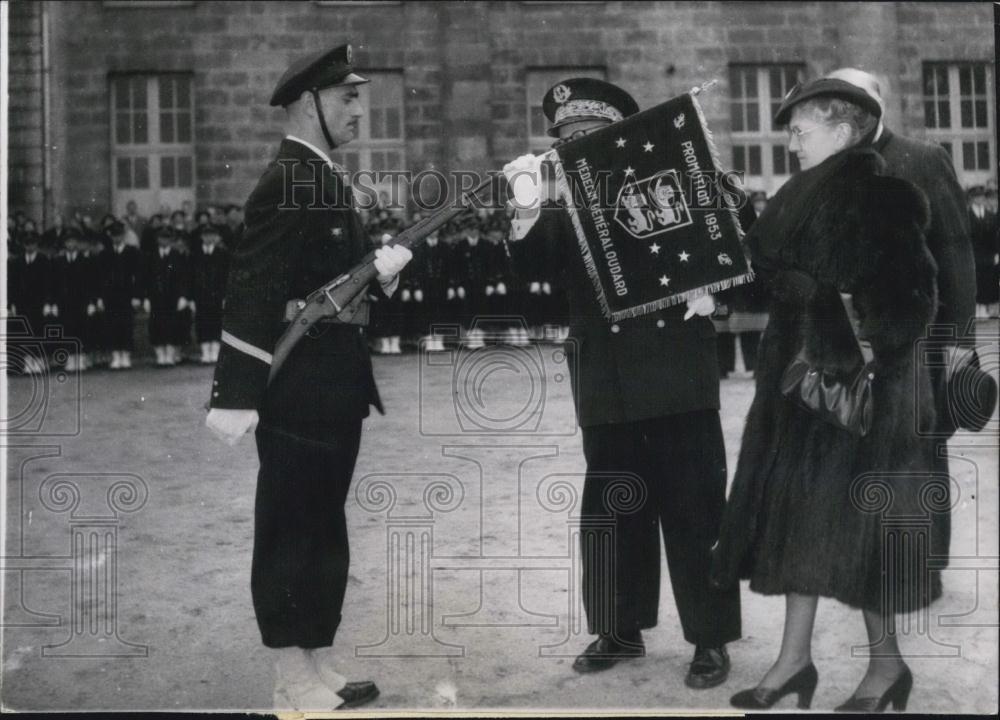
[52,251,100,341]
[874,128,975,341]
[209,138,382,441]
[8,252,53,334]
[192,243,230,340]
[101,244,144,311]
[518,204,721,427]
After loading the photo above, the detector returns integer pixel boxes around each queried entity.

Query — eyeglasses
[786,124,822,140]
[552,128,596,148]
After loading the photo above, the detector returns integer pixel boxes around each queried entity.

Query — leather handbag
[780,293,875,437]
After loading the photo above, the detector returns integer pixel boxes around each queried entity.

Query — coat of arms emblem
[613,170,693,239]
[552,84,571,104]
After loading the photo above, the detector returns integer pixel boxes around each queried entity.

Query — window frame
[729,63,805,196]
[109,72,196,217]
[923,61,996,187]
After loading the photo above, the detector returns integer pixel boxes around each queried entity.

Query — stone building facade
[6,0,995,225]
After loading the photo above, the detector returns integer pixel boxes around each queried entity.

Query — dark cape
[710,146,948,614]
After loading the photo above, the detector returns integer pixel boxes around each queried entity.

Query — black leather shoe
[834,665,912,713]
[336,680,379,709]
[572,633,645,673]
[730,662,818,710]
[685,645,731,689]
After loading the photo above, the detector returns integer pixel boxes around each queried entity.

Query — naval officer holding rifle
[204,43,411,710]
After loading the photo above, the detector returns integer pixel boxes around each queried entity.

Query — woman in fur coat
[710,79,944,712]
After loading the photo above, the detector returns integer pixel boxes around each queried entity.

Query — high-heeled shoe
[834,664,912,713]
[730,662,818,709]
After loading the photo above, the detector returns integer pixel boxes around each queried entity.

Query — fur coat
[710,147,947,614]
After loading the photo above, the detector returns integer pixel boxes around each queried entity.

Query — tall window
[525,67,606,154]
[923,62,995,187]
[729,64,805,196]
[110,73,195,217]
[330,71,406,210]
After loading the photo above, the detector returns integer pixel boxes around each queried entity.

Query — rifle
[268,175,496,383]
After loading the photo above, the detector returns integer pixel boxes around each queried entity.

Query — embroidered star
[624,166,635,176]
[331,228,342,237]
[659,275,671,287]
[615,137,627,148]
[649,242,661,255]
[643,141,655,152]
[678,250,690,262]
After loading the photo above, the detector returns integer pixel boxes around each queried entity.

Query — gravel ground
[3,332,997,714]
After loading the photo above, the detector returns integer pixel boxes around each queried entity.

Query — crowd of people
[6,200,578,373]
[6,174,996,376]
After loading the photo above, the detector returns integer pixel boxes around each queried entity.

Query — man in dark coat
[450,217,492,348]
[503,77,741,688]
[412,230,450,351]
[7,231,54,374]
[827,69,978,436]
[204,43,411,711]
[191,224,229,363]
[100,221,144,369]
[144,226,191,366]
[51,229,101,372]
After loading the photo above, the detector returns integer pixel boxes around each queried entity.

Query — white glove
[529,281,541,294]
[131,298,142,310]
[96,298,105,311]
[503,153,544,210]
[401,288,412,302]
[485,285,495,296]
[87,303,97,317]
[542,282,552,295]
[457,286,466,299]
[206,408,259,446]
[414,289,424,302]
[177,297,188,311]
[142,299,151,313]
[374,244,413,280]
[43,304,53,317]
[684,294,716,320]
[447,287,456,301]
[496,282,507,295]
[9,304,16,315]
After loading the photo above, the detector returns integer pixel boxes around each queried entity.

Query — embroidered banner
[552,91,752,321]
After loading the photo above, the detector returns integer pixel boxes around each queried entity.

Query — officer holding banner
[504,78,742,687]
[204,42,411,711]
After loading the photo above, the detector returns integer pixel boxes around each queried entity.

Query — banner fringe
[554,156,613,319]
[690,91,747,243]
[609,271,755,322]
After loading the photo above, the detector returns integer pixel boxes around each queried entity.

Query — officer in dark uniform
[450,216,491,347]
[204,43,411,711]
[51,228,101,372]
[413,230,450,351]
[144,226,191,366]
[8,230,54,374]
[191,224,229,363]
[99,221,143,369]
[504,78,742,688]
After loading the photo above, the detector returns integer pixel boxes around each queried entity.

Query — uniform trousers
[580,409,741,646]
[251,421,363,649]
